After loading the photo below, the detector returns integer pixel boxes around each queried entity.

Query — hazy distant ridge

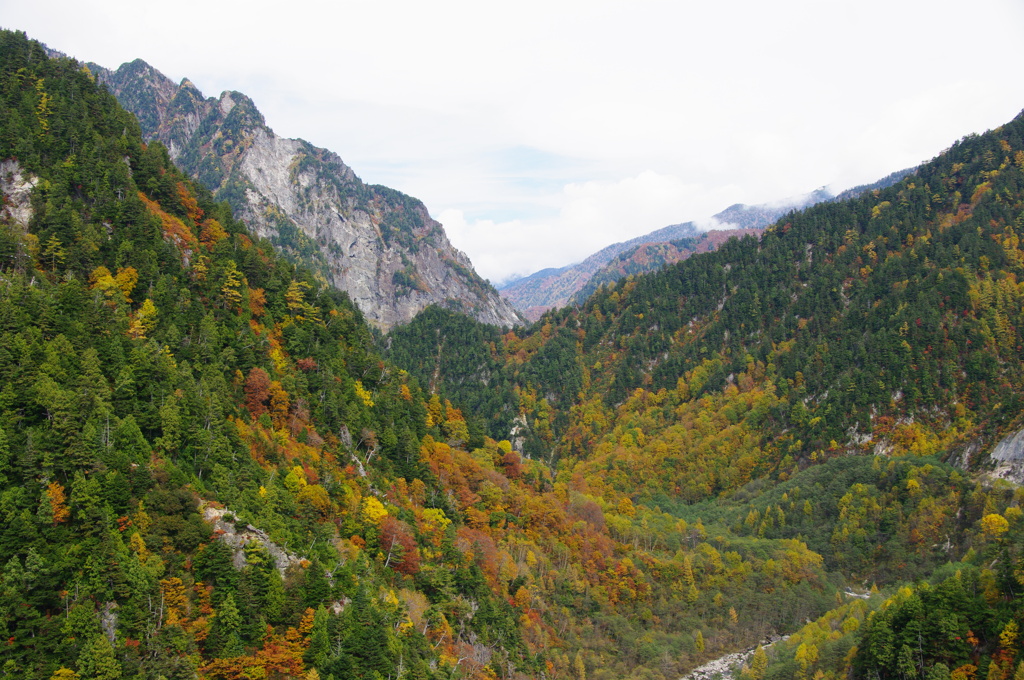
[499,188,834,319]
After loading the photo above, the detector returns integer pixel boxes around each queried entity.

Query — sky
[4,0,1024,284]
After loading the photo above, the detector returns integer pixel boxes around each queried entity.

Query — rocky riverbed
[681,636,788,680]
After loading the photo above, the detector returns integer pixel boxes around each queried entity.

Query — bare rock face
[92,59,522,330]
[986,428,1024,483]
[0,159,38,230]
[202,504,302,576]
[0,160,38,272]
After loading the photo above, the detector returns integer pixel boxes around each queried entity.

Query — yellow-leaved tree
[127,299,158,339]
[981,513,1010,538]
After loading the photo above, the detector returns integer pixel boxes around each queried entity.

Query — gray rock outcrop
[91,59,522,330]
[987,427,1024,483]
[0,159,38,230]
[202,504,302,576]
[681,636,787,680]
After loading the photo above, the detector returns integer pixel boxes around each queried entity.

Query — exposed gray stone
[91,59,523,331]
[202,504,302,576]
[0,159,38,231]
[991,428,1024,462]
[681,636,787,680]
[986,428,1024,484]
[100,601,118,643]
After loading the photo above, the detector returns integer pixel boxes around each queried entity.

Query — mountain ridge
[498,188,835,319]
[88,58,522,330]
[499,176,915,321]
[569,227,764,304]
[9,27,1024,680]
[384,102,1024,677]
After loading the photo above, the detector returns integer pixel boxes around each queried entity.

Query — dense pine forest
[3,27,1024,680]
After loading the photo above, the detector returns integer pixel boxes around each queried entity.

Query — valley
[1,27,1023,680]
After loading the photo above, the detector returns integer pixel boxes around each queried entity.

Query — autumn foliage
[244,367,271,417]
[379,516,419,575]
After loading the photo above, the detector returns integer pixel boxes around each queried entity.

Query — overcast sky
[5,0,1024,283]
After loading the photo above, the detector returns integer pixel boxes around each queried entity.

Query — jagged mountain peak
[92,59,521,330]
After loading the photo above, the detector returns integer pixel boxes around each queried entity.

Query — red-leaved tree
[244,367,271,417]
[380,517,420,575]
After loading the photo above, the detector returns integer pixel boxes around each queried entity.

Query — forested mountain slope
[0,29,457,680]
[0,29,856,680]
[7,25,1024,680]
[395,109,1024,468]
[389,108,1024,679]
[497,188,835,320]
[86,58,521,330]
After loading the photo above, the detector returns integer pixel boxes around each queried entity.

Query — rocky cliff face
[986,427,1024,484]
[91,59,522,330]
[0,159,38,231]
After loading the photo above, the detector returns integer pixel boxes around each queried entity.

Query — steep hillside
[0,30,855,680]
[390,107,1024,677]
[89,58,521,330]
[406,114,1024,464]
[11,26,1024,680]
[0,30,447,679]
[570,227,762,304]
[572,177,917,329]
[498,189,834,320]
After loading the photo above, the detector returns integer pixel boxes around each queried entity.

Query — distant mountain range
[499,175,913,321]
[569,226,765,305]
[498,189,833,320]
[87,59,522,330]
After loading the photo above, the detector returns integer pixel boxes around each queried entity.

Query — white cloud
[5,0,1024,285]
